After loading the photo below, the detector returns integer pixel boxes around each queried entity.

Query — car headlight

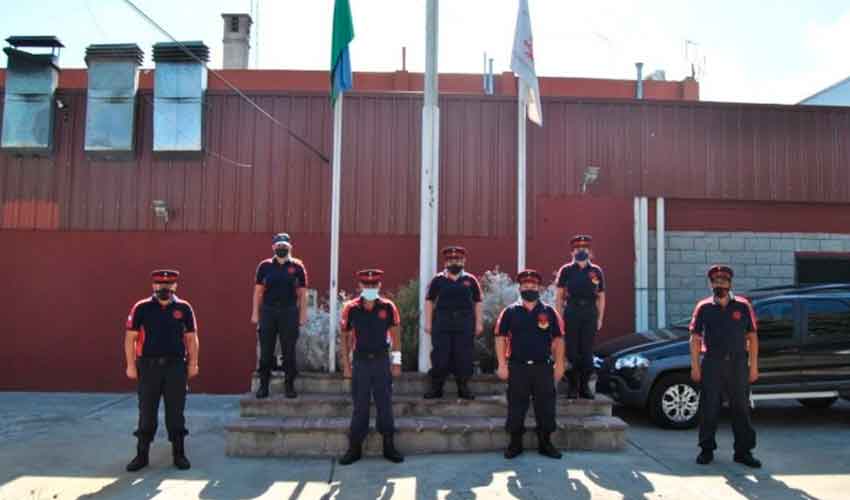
[614,354,650,371]
[593,356,604,369]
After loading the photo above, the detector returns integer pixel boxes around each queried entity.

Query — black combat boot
[172,436,191,470]
[338,437,363,466]
[566,371,579,400]
[423,377,444,399]
[456,377,475,400]
[537,432,562,459]
[696,449,714,465]
[284,376,297,399]
[504,432,524,459]
[734,452,762,469]
[255,375,270,399]
[382,434,404,463]
[126,438,150,472]
[579,372,595,400]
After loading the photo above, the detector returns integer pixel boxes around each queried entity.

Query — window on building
[796,253,850,285]
[755,300,794,341]
[804,299,850,339]
[230,16,240,33]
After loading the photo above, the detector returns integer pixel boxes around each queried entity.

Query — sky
[1,0,848,104]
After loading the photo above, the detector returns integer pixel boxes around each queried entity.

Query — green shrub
[389,279,420,372]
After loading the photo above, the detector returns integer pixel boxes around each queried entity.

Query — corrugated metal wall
[2,91,850,235]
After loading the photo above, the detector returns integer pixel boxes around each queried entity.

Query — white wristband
[390,351,402,365]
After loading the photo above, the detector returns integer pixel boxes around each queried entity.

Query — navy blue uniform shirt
[341,297,400,354]
[689,294,757,356]
[127,296,197,358]
[495,301,564,363]
[556,261,605,301]
[426,271,482,312]
[255,257,308,307]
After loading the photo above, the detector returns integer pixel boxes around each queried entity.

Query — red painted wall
[0,196,635,393]
[3,92,850,236]
[653,199,850,233]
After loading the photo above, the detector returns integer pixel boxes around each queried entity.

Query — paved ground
[1,392,848,499]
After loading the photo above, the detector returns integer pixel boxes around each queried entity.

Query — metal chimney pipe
[635,62,644,99]
[483,52,488,94]
[488,58,494,95]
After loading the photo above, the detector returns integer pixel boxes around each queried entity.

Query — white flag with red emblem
[510,0,542,126]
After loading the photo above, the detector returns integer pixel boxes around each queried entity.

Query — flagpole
[517,79,527,273]
[419,0,439,373]
[329,93,343,373]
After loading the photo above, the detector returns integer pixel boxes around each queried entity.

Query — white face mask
[361,288,379,301]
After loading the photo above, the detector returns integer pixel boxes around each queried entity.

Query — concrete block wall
[647,231,850,328]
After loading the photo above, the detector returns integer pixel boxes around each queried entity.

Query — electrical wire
[121,0,330,164]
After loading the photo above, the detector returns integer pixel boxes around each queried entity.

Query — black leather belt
[706,352,746,361]
[138,357,185,365]
[264,302,296,309]
[353,351,388,361]
[509,358,553,366]
[437,310,473,318]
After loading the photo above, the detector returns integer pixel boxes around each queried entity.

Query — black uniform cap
[357,268,384,284]
[151,269,180,283]
[517,269,543,285]
[707,265,734,280]
[571,234,593,247]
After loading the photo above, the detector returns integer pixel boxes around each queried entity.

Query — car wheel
[798,397,837,409]
[648,372,701,429]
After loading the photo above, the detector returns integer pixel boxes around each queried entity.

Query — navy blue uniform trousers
[429,311,474,380]
[699,354,756,453]
[258,304,299,379]
[506,362,557,434]
[350,355,395,443]
[135,357,188,443]
[564,302,597,375]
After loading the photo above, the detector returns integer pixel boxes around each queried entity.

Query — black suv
[594,284,850,429]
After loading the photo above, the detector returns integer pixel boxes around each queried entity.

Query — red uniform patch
[537,313,550,330]
[732,310,742,321]
[173,310,184,320]
[287,267,296,274]
[463,280,472,287]
[378,309,388,320]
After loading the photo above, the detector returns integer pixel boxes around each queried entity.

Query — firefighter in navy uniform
[690,265,761,468]
[124,270,199,472]
[423,246,484,400]
[338,269,404,465]
[252,233,309,399]
[555,235,606,399]
[495,270,566,459]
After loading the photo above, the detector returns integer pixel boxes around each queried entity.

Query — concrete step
[251,372,581,397]
[240,393,613,419]
[225,415,627,457]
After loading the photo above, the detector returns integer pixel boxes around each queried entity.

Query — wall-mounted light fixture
[582,166,601,193]
[152,199,170,224]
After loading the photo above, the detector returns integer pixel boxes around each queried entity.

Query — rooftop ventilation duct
[84,44,144,159]
[1,36,63,154]
[152,41,209,156]
[222,13,252,69]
